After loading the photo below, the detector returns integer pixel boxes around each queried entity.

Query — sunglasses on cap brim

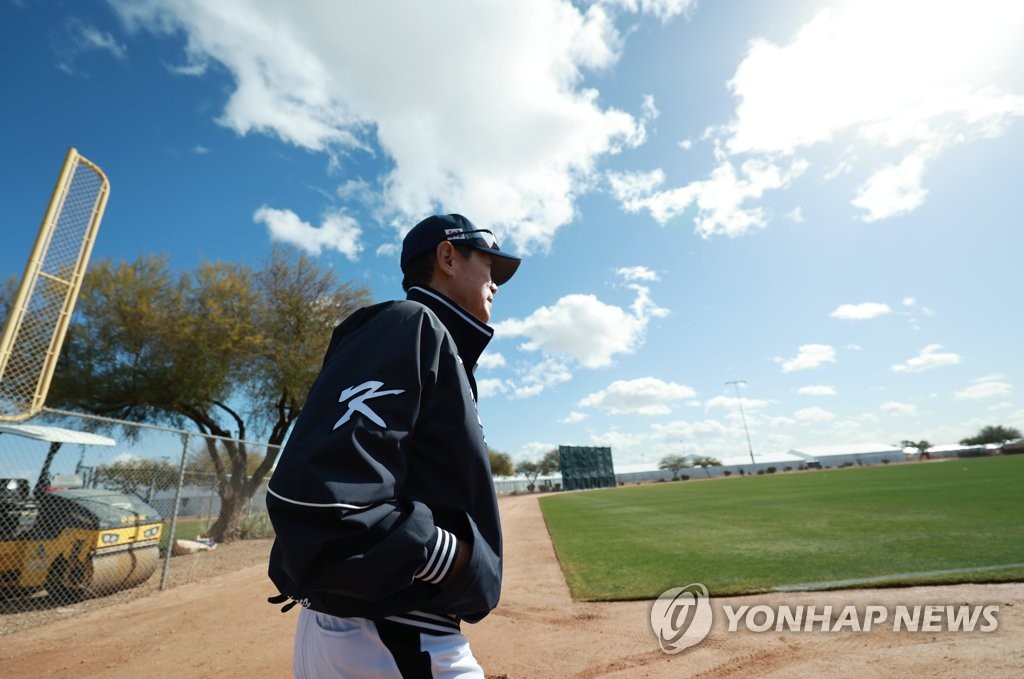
[444,228,501,251]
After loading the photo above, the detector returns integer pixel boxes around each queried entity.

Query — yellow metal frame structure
[0,147,110,422]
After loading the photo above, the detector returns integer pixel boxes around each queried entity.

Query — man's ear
[435,241,458,278]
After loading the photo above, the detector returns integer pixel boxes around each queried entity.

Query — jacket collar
[407,287,493,372]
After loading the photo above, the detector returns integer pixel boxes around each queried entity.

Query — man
[266,213,521,678]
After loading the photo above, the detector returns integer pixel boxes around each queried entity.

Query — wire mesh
[0,411,272,627]
[0,149,110,422]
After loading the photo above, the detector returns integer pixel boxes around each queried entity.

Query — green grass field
[158,516,212,552]
[538,455,1024,600]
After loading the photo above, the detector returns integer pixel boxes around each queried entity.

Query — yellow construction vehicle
[0,423,162,601]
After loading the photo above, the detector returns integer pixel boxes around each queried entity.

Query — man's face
[449,249,498,323]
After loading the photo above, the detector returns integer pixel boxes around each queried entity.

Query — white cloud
[74,21,127,59]
[561,411,588,424]
[253,206,362,260]
[704,395,772,412]
[477,353,508,370]
[169,60,208,76]
[494,284,667,369]
[770,416,796,428]
[114,1,697,253]
[56,19,128,74]
[787,207,804,223]
[891,344,961,373]
[612,1,1024,235]
[794,406,835,423]
[336,178,379,208]
[902,297,916,307]
[584,417,733,464]
[608,156,808,237]
[477,378,510,399]
[640,93,659,120]
[579,377,696,416]
[508,357,574,400]
[615,266,659,282]
[517,441,559,463]
[726,1,1024,152]
[846,344,862,351]
[830,302,891,320]
[955,379,1012,401]
[651,419,728,439]
[597,0,696,24]
[851,152,930,221]
[880,401,917,416]
[797,385,836,396]
[191,144,210,155]
[774,344,836,373]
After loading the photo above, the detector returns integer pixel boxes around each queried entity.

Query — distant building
[918,443,1001,460]
[1002,439,1024,455]
[786,443,905,468]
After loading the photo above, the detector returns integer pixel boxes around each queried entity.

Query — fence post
[159,432,190,591]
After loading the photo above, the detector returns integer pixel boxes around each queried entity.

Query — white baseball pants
[293,607,485,679]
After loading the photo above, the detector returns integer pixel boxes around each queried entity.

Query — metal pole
[726,380,756,467]
[160,433,190,591]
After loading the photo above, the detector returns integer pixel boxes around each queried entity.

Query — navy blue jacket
[266,286,502,633]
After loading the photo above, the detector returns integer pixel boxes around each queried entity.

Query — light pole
[726,380,756,467]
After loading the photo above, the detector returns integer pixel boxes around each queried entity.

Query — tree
[93,457,178,503]
[658,454,691,480]
[514,460,542,491]
[1,274,16,318]
[514,449,560,492]
[899,440,932,458]
[689,456,722,477]
[539,448,560,476]
[959,425,1022,446]
[488,448,514,477]
[45,247,372,542]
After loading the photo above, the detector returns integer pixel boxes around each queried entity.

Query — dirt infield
[1,494,1021,678]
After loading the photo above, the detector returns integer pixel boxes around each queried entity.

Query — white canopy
[0,423,116,447]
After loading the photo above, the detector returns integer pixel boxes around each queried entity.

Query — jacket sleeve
[266,307,461,602]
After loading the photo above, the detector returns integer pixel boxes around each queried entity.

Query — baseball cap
[401,213,522,286]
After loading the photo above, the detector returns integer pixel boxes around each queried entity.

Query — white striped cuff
[414,527,459,584]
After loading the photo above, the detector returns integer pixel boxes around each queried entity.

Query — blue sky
[2,0,1023,470]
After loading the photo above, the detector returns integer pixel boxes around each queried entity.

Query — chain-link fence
[0,408,273,630]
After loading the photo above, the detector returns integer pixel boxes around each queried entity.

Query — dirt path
[1,494,1020,678]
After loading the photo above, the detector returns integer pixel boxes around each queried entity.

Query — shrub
[238,512,275,540]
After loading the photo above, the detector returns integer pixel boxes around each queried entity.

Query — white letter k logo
[333,380,405,430]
